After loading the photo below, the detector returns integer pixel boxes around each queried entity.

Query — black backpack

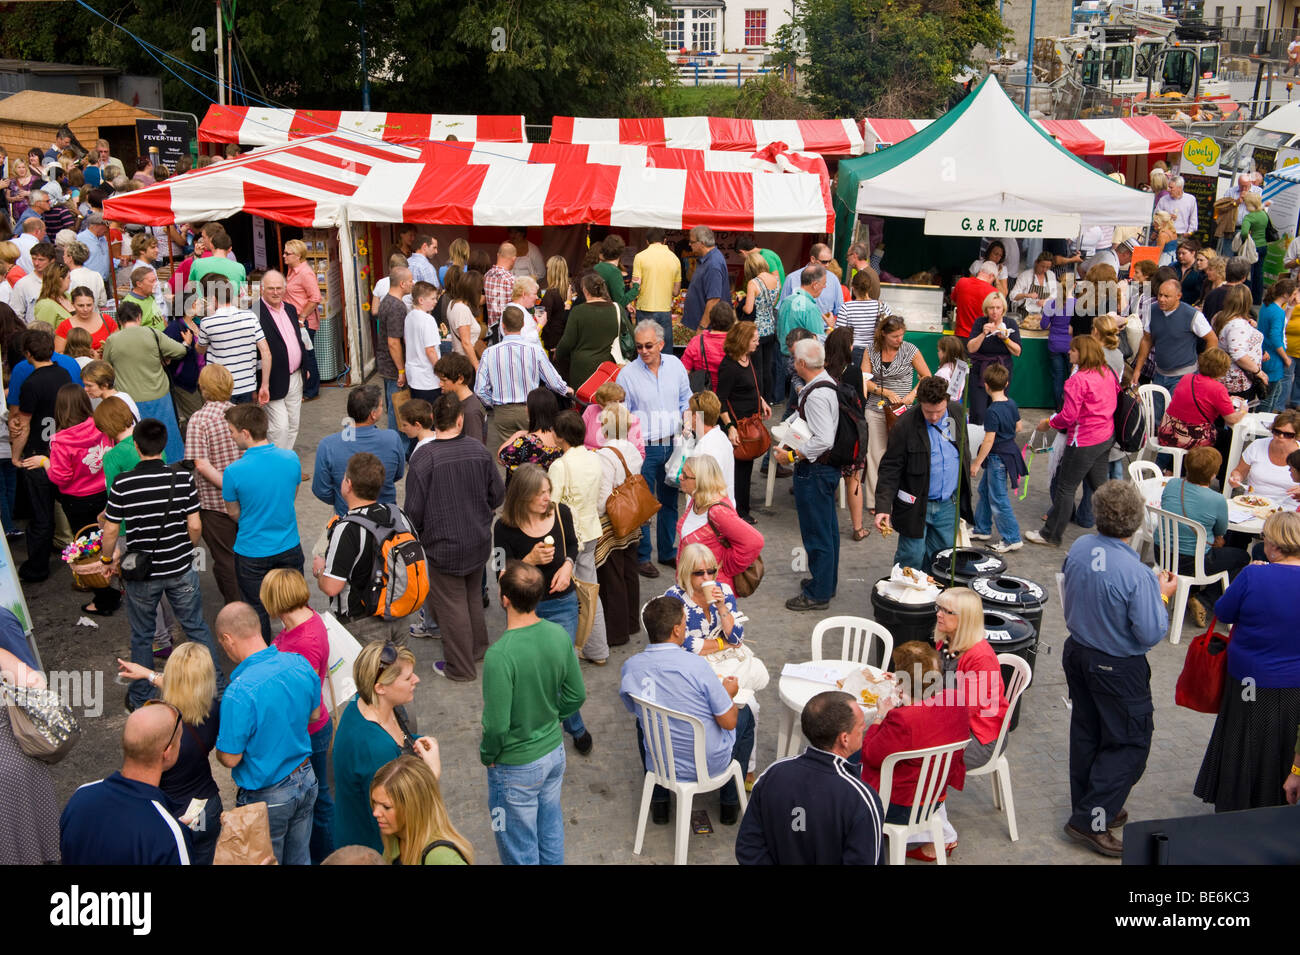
[797,379,869,469]
[1112,370,1146,453]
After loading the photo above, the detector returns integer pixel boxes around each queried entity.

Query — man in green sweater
[480,560,587,865]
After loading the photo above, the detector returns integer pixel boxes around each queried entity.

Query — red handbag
[575,361,621,405]
[1174,615,1232,714]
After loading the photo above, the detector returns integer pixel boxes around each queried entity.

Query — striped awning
[198,105,527,147]
[550,116,865,156]
[863,114,1184,157]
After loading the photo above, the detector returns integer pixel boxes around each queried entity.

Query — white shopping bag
[320,612,364,721]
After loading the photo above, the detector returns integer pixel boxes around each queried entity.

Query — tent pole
[1024,0,1038,114]
[275,222,283,271]
[337,214,361,386]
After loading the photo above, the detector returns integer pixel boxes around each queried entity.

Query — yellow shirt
[632,243,682,313]
[1287,304,1300,359]
[548,446,606,547]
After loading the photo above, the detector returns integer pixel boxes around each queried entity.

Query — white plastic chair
[965,654,1033,842]
[878,739,970,865]
[1221,414,1274,502]
[629,695,748,865]
[1136,383,1190,476]
[1148,505,1230,645]
[1129,459,1162,484]
[810,616,894,670]
[1128,460,1164,560]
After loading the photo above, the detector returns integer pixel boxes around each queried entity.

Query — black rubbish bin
[931,547,1007,589]
[871,576,939,650]
[971,574,1049,638]
[983,608,1037,732]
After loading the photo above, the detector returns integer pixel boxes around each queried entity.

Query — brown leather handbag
[728,362,771,461]
[604,446,661,537]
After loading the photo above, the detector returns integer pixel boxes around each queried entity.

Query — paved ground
[33,382,1220,865]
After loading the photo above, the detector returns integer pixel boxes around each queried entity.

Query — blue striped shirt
[474,336,568,407]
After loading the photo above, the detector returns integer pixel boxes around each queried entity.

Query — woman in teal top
[1258,277,1297,412]
[371,755,473,865]
[1238,191,1271,304]
[1159,445,1250,626]
[331,641,437,851]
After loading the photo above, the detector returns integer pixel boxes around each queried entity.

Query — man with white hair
[1155,176,1198,238]
[257,270,308,450]
[778,337,842,611]
[15,187,49,232]
[13,217,45,274]
[952,262,998,338]
[64,240,108,307]
[75,213,111,289]
[620,318,692,579]
[782,243,846,320]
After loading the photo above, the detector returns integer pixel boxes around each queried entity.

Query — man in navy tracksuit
[736,690,883,864]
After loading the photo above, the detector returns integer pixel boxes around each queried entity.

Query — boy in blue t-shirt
[969,364,1025,553]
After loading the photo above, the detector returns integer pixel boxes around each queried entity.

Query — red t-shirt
[5,264,24,287]
[55,315,118,350]
[953,276,995,338]
[1166,373,1233,426]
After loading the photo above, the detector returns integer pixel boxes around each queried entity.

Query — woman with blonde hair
[1238,191,1270,302]
[675,454,763,589]
[966,289,1021,425]
[593,399,644,646]
[116,642,223,863]
[1152,211,1179,266]
[0,240,22,307]
[282,237,323,399]
[933,586,1008,771]
[580,380,643,452]
[740,249,780,398]
[263,567,334,864]
[438,237,470,286]
[539,254,572,359]
[331,639,439,852]
[370,754,472,865]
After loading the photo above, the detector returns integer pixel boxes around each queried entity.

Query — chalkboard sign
[135,118,195,170]
[1181,173,1217,248]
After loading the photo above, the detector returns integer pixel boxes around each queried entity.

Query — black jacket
[257,300,306,401]
[874,399,974,540]
[735,747,883,865]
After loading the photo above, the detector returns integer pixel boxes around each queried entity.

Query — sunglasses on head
[1274,428,1297,439]
[376,642,399,680]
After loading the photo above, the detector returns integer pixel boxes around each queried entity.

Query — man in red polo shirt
[952,262,998,338]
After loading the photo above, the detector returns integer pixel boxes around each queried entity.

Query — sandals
[852,526,872,541]
[81,601,114,618]
[905,840,959,863]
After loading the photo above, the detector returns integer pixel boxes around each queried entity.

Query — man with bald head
[375,265,413,451]
[1131,278,1218,410]
[60,706,193,864]
[215,601,321,866]
[484,241,518,341]
[257,269,310,450]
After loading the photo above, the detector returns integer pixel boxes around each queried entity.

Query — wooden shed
[0,90,154,171]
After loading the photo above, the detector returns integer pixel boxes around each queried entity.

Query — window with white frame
[691,8,718,52]
[744,9,768,47]
[658,9,685,50]
[653,6,720,53]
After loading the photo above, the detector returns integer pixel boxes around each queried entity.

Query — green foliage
[773,0,1006,117]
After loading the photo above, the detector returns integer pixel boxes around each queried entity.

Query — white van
[1218,101,1300,199]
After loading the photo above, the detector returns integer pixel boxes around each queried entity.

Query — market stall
[842,76,1157,408]
[197,104,528,146]
[550,115,865,155]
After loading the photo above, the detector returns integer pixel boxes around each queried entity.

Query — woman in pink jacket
[37,384,116,614]
[1026,335,1119,547]
[680,302,735,392]
[675,453,763,588]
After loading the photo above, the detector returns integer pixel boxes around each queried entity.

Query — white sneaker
[969,532,992,541]
[1023,530,1052,546]
[992,540,1023,553]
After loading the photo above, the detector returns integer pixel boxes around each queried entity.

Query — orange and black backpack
[327,504,429,621]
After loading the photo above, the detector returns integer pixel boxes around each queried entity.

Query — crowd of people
[4,132,1300,867]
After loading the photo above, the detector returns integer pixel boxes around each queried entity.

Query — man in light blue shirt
[621,319,692,578]
[76,214,112,288]
[1059,480,1176,858]
[619,596,750,825]
[216,602,320,866]
[313,384,406,518]
[782,244,846,320]
[407,234,439,288]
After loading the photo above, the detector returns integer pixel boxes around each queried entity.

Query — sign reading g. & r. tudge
[924,211,1081,238]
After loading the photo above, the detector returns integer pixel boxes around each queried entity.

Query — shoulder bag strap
[607,444,633,481]
[705,502,731,548]
[147,467,180,549]
[698,332,709,375]
[1189,375,1210,423]
[421,839,469,864]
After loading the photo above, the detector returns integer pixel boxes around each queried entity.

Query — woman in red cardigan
[675,454,763,588]
[934,587,1008,771]
[862,640,970,862]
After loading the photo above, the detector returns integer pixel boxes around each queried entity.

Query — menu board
[1180,174,1218,248]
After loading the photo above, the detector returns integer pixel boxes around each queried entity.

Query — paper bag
[213,802,277,865]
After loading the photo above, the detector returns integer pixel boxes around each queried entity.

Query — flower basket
[63,524,111,591]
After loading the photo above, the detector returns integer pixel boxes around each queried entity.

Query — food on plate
[901,566,936,585]
[1237,494,1274,509]
[860,688,877,706]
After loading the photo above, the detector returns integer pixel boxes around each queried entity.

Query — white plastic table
[1142,475,1270,536]
[775,658,882,760]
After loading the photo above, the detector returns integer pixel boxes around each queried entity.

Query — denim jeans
[641,311,673,354]
[189,791,223,866]
[1262,363,1294,412]
[235,544,305,643]
[1151,372,1185,422]
[537,591,586,739]
[123,568,227,709]
[638,443,678,564]
[638,703,755,807]
[893,495,958,571]
[1292,365,1300,410]
[974,456,1022,544]
[137,392,185,465]
[773,349,793,404]
[236,760,318,866]
[383,377,413,456]
[308,719,335,865]
[1048,350,1070,412]
[793,461,841,601]
[487,744,566,865]
[0,459,16,533]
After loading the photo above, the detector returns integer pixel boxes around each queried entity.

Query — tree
[773,0,1006,117]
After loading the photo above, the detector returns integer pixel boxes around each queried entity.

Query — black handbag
[119,468,180,582]
[688,332,711,391]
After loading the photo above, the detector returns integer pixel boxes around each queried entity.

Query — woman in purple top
[1042,290,1074,413]
[264,568,335,864]
[1196,512,1300,814]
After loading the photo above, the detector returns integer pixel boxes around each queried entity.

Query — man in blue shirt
[313,384,406,518]
[216,601,320,866]
[875,376,973,570]
[223,403,304,643]
[782,244,846,320]
[1060,480,1176,858]
[620,320,692,578]
[682,225,730,333]
[61,705,194,864]
[619,596,751,826]
[76,213,112,288]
